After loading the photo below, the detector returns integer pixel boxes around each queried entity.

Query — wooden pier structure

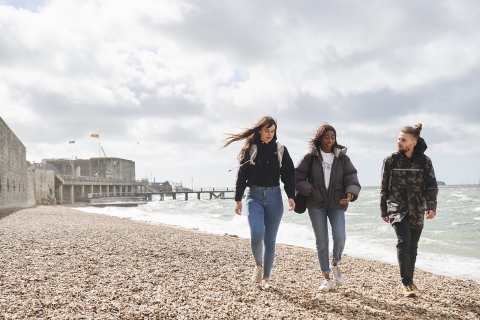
[136,188,235,201]
[56,175,234,205]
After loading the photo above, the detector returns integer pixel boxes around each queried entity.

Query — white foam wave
[77,199,480,284]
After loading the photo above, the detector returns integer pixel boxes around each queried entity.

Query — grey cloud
[7,85,208,144]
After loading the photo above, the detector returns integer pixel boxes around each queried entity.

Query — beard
[398,146,411,154]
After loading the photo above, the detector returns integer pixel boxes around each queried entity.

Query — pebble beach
[1,206,479,319]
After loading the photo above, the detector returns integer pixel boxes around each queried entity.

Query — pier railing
[63,176,143,184]
[176,187,234,192]
[87,192,136,198]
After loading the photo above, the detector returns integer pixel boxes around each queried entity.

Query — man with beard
[380,123,438,297]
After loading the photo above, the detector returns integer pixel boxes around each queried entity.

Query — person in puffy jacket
[222,116,296,289]
[295,123,361,292]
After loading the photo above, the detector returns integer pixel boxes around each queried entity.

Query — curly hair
[222,116,277,164]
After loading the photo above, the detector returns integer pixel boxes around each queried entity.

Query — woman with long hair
[222,116,296,288]
[295,124,360,292]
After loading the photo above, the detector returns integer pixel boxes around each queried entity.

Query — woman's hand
[340,193,353,205]
[235,201,242,215]
[288,198,296,211]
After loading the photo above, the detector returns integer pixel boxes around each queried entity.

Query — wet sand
[1,206,479,319]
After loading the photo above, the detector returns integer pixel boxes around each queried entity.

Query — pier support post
[209,192,213,200]
[173,193,176,200]
[81,185,84,199]
[70,185,74,204]
[197,192,200,200]
[185,193,188,201]
[59,185,63,204]
[99,185,102,196]
[106,185,110,197]
[113,186,117,197]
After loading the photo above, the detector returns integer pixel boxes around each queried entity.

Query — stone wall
[0,117,35,209]
[34,166,57,205]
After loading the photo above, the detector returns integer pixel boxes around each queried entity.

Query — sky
[1,0,480,188]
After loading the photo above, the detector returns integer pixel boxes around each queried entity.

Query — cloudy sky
[1,0,480,188]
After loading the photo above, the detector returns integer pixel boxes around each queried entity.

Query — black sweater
[234,139,296,201]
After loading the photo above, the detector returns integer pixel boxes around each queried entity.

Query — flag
[91,134,99,138]
[69,141,75,144]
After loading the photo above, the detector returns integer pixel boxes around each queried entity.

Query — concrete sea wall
[0,118,35,209]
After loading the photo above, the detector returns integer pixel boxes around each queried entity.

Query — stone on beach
[0,206,479,319]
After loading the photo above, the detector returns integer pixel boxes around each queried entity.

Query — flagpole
[98,136,100,178]
[91,134,100,177]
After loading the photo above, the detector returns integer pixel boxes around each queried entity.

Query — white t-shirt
[320,150,334,190]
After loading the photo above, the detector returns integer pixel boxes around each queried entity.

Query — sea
[78,185,480,283]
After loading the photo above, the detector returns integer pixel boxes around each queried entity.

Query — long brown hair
[401,123,422,141]
[309,123,338,152]
[222,116,277,164]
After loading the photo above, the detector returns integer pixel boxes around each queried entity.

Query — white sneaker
[252,265,263,283]
[261,278,271,289]
[319,279,332,292]
[331,265,344,285]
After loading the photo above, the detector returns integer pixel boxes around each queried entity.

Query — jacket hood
[308,144,347,158]
[413,137,428,155]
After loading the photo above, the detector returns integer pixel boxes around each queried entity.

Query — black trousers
[392,215,423,285]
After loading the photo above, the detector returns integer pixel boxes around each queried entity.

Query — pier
[135,187,235,201]
[136,187,235,201]
[31,159,234,206]
[56,175,234,205]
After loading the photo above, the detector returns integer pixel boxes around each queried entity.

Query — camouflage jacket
[380,139,438,229]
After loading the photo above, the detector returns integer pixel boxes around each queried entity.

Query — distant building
[149,180,172,192]
[43,157,135,180]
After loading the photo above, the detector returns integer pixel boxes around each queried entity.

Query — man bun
[401,123,422,140]
[414,123,422,134]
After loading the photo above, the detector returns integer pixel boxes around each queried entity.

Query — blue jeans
[246,185,284,278]
[308,206,346,274]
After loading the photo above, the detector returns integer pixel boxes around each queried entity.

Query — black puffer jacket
[234,138,295,201]
[295,146,361,210]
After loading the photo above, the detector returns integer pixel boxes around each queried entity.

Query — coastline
[1,206,479,319]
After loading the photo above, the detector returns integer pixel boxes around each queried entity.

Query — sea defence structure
[43,157,135,180]
[1,116,147,207]
[1,116,232,208]
[0,118,35,209]
[42,157,144,204]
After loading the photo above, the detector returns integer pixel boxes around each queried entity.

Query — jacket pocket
[308,188,324,206]
[333,182,346,206]
[386,198,408,215]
